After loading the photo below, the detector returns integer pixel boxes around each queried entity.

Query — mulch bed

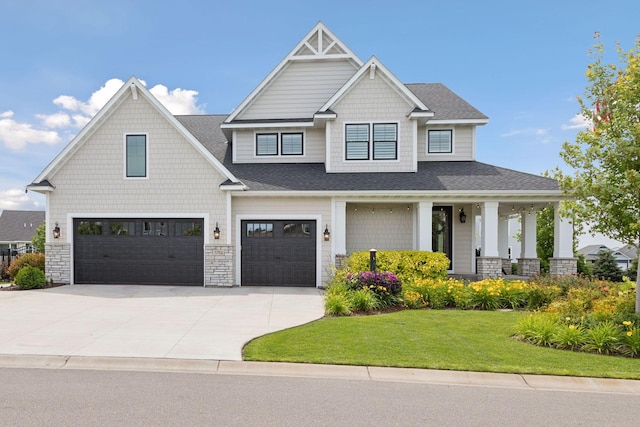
[0,282,66,291]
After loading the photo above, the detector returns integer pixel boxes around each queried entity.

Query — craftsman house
[28,22,576,287]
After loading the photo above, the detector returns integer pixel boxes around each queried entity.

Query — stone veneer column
[549,258,578,277]
[550,203,577,277]
[517,258,540,276]
[45,243,71,284]
[477,257,502,279]
[502,258,513,275]
[204,244,234,287]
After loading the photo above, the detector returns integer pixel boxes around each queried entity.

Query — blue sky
[0,0,638,247]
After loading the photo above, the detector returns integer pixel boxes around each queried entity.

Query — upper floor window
[256,133,278,156]
[256,132,304,156]
[126,134,147,177]
[373,123,397,160]
[428,130,452,154]
[281,133,303,155]
[345,123,397,161]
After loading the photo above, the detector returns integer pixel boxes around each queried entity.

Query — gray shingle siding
[0,210,45,242]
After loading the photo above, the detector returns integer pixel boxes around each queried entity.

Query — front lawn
[243,310,640,379]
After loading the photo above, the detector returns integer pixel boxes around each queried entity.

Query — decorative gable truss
[223,22,363,125]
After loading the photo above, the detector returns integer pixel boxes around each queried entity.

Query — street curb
[1,354,639,395]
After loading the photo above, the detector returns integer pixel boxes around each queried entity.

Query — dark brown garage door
[241,220,316,286]
[74,218,204,285]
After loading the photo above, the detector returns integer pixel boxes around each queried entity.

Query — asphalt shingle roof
[405,83,488,121]
[175,115,558,193]
[0,210,45,242]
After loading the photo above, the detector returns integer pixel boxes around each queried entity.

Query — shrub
[404,278,461,309]
[618,321,640,357]
[349,288,380,312]
[552,324,587,351]
[346,271,402,309]
[468,279,502,310]
[0,260,9,281]
[582,322,620,354]
[7,253,45,280]
[324,292,352,316]
[526,285,560,310]
[341,250,449,283]
[402,290,427,309]
[14,266,46,290]
[515,313,557,347]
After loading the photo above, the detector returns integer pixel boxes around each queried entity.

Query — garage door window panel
[110,221,136,236]
[175,221,202,236]
[77,221,103,235]
[283,223,311,237]
[143,221,168,236]
[246,223,273,238]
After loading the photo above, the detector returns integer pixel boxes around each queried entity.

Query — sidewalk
[1,354,639,395]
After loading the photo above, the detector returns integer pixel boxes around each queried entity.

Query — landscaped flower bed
[326,251,638,357]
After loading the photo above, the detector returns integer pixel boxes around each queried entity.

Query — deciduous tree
[554,34,640,311]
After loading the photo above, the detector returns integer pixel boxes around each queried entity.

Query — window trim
[255,133,279,156]
[372,123,398,160]
[124,133,149,179]
[254,131,306,158]
[427,129,454,155]
[345,122,399,161]
[280,132,304,156]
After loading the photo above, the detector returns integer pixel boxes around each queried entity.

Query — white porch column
[498,217,509,259]
[553,203,573,258]
[418,201,433,251]
[333,201,347,257]
[481,202,499,257]
[521,210,537,258]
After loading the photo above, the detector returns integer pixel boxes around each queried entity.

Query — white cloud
[561,114,590,130]
[500,128,549,138]
[36,112,71,128]
[2,78,204,152]
[53,78,124,117]
[0,188,42,210]
[0,111,61,150]
[149,85,203,115]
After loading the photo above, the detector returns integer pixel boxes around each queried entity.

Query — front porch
[331,200,576,279]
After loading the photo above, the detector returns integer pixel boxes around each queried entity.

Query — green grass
[243,310,640,379]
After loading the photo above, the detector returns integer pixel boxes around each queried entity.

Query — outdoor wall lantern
[459,208,467,224]
[323,224,330,241]
[213,222,221,240]
[53,222,61,239]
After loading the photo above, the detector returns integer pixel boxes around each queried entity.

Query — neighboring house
[577,244,633,271]
[27,22,576,287]
[0,210,45,253]
[617,244,638,267]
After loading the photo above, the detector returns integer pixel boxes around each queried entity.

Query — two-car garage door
[74,218,204,285]
[73,218,317,286]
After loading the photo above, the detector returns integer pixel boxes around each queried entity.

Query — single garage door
[241,220,316,286]
[74,218,204,285]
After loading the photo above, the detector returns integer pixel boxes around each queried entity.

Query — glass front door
[432,206,452,269]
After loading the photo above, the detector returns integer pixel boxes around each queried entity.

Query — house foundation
[45,243,71,284]
[477,257,502,279]
[205,244,234,287]
[549,257,577,277]
[517,258,540,277]
[501,258,512,275]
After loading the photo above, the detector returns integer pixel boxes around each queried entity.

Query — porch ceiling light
[53,222,61,239]
[323,225,330,241]
[459,208,467,224]
[214,222,221,240]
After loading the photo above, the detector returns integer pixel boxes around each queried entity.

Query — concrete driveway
[0,285,324,361]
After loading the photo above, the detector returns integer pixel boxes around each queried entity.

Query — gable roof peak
[224,22,362,123]
[319,55,431,114]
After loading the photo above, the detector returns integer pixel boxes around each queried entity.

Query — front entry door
[432,206,452,269]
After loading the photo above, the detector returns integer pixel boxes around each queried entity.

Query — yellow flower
[623,321,632,326]
[627,331,633,337]
[565,317,571,322]
[569,325,576,330]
